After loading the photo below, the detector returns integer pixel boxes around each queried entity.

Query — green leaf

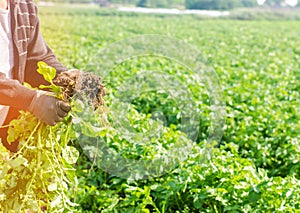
[9,157,28,168]
[48,183,58,192]
[37,61,57,83]
[249,190,261,203]
[51,195,62,208]
[62,146,80,164]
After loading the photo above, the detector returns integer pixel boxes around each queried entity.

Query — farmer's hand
[29,90,71,126]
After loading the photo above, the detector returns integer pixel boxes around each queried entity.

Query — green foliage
[37,61,63,97]
[137,0,147,7]
[39,0,299,8]
[72,143,300,212]
[0,64,79,212]
[228,8,300,20]
[185,0,257,10]
[185,0,299,10]
[37,4,300,20]
[136,0,184,8]
[35,5,300,212]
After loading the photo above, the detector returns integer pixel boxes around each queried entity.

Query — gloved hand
[29,90,71,126]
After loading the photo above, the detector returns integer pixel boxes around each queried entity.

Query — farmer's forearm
[0,79,35,110]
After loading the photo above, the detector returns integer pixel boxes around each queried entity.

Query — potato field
[2,3,300,213]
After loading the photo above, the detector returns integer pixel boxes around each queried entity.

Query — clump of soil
[54,70,106,109]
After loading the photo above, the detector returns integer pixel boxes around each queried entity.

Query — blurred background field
[39,0,300,20]
[38,1,300,212]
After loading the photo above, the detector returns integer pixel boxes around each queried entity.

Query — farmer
[0,0,73,152]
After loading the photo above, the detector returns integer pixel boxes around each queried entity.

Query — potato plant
[0,63,78,212]
[0,62,106,213]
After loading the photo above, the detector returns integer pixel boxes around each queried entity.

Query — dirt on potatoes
[54,70,106,109]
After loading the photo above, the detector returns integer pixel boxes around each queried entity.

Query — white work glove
[29,90,71,126]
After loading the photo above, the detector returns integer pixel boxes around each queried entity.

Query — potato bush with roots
[0,62,106,213]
